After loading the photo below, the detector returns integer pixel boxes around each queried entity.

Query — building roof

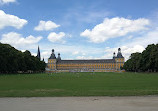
[49,49,56,59]
[57,53,61,61]
[57,59,115,64]
[116,48,124,58]
[116,52,124,58]
[48,48,124,64]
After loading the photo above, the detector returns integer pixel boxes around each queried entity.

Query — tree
[0,43,46,74]
[141,44,157,72]
[123,52,141,72]
[123,43,158,72]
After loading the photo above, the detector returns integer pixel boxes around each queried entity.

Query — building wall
[56,63,116,70]
[47,59,56,70]
[46,48,125,72]
[47,58,124,72]
[115,58,125,70]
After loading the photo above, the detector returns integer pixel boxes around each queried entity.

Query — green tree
[0,43,46,74]
[123,52,141,72]
[141,44,157,72]
[123,43,158,72]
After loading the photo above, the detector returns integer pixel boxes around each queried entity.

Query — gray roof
[57,53,61,61]
[116,48,124,58]
[49,54,56,59]
[57,59,115,64]
[49,49,56,59]
[116,52,124,58]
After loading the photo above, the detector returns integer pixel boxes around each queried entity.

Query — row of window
[57,65,114,68]
[48,60,56,63]
[57,67,115,69]
[49,64,123,67]
[57,65,117,69]
[49,65,123,69]
[115,59,124,62]
[49,64,124,69]
[48,59,124,63]
[57,64,115,67]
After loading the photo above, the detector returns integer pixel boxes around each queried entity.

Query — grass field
[0,72,158,97]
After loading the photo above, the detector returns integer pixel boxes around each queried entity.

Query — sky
[0,0,158,62]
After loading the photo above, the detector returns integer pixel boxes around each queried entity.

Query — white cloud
[0,32,42,49]
[47,32,66,43]
[72,51,79,55]
[0,10,27,30]
[127,35,133,39]
[37,43,103,62]
[0,0,16,4]
[129,28,158,47]
[102,45,145,61]
[76,56,93,60]
[72,51,87,56]
[80,17,150,43]
[41,51,51,61]
[102,27,158,61]
[40,28,158,62]
[34,20,60,31]
[34,25,158,62]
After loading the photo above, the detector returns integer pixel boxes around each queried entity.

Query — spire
[42,57,44,62]
[37,46,41,60]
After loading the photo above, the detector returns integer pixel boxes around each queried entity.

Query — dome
[116,48,124,58]
[49,49,56,59]
[57,53,61,61]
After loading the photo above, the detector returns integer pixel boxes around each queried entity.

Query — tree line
[123,44,158,72]
[0,43,46,74]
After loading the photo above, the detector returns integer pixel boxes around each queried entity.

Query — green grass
[0,72,158,97]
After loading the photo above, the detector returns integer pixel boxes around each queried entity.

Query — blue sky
[0,0,158,62]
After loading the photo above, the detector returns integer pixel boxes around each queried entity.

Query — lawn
[0,72,158,97]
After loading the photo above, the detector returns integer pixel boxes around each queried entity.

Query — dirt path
[0,96,158,111]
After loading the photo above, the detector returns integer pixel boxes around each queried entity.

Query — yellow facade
[47,58,124,72]
[46,48,125,72]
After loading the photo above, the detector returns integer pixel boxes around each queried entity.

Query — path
[0,96,158,111]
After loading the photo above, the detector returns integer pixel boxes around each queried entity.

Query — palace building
[46,48,125,72]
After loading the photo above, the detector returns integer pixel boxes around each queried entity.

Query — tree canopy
[123,44,158,72]
[0,43,46,74]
